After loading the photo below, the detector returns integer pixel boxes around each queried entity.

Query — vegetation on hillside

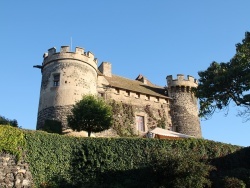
[0,125,25,160]
[1,126,249,187]
[23,129,248,187]
[0,115,18,127]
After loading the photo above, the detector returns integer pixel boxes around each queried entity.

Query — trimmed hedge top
[23,130,243,187]
[0,125,25,160]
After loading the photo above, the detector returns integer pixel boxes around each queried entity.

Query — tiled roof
[104,74,169,98]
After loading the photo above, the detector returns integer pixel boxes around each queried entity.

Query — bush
[149,150,214,188]
[0,125,25,160]
[0,115,18,127]
[41,119,62,134]
[222,177,246,188]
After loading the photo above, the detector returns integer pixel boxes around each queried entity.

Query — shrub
[0,125,25,160]
[222,177,246,188]
[41,119,62,134]
[0,115,18,127]
[149,150,214,188]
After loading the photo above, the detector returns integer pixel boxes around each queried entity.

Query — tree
[194,32,250,120]
[0,115,18,127]
[67,95,113,137]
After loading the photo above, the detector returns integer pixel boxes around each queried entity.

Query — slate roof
[104,74,169,98]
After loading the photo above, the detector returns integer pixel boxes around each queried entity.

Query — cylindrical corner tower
[167,74,202,138]
[35,46,98,130]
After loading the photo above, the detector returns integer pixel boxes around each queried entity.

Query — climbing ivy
[109,100,136,137]
[144,105,167,129]
[157,109,167,129]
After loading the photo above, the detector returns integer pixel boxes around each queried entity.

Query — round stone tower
[167,74,202,138]
[35,46,98,130]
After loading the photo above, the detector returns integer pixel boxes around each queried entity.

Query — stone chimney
[98,62,112,77]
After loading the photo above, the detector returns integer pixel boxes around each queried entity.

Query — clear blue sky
[1,1,250,146]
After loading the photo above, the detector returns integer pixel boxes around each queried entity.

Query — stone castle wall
[37,46,98,130]
[0,153,33,188]
[36,46,201,138]
[167,74,202,138]
[105,87,172,133]
[37,105,72,130]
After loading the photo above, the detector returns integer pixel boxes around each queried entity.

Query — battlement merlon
[166,74,198,88]
[42,46,98,67]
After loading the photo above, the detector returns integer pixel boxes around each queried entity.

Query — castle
[34,46,202,138]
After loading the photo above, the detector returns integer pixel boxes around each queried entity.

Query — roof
[104,74,169,98]
[149,127,193,138]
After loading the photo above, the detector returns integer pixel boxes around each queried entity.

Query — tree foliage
[0,115,18,127]
[194,32,250,120]
[67,95,113,137]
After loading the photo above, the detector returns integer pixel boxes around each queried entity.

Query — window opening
[115,88,120,94]
[136,93,140,98]
[136,116,145,132]
[126,90,130,96]
[53,74,60,87]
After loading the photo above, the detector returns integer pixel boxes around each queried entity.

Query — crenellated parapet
[167,74,198,89]
[36,46,99,129]
[166,74,201,138]
[42,46,98,69]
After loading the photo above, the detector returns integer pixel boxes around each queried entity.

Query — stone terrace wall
[0,153,33,188]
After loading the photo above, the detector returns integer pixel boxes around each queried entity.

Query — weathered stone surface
[0,153,33,188]
[37,105,73,130]
[35,46,202,138]
[168,75,202,138]
[37,47,98,130]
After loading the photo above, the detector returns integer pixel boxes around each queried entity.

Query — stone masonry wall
[170,90,202,137]
[0,153,33,188]
[37,105,73,130]
[104,88,171,135]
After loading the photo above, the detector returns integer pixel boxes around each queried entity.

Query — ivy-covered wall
[107,100,169,137]
[0,125,33,187]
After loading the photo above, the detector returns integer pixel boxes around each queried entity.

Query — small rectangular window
[53,74,60,87]
[146,95,150,100]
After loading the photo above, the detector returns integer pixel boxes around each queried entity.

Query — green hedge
[1,126,249,187]
[23,130,244,187]
[0,125,25,160]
